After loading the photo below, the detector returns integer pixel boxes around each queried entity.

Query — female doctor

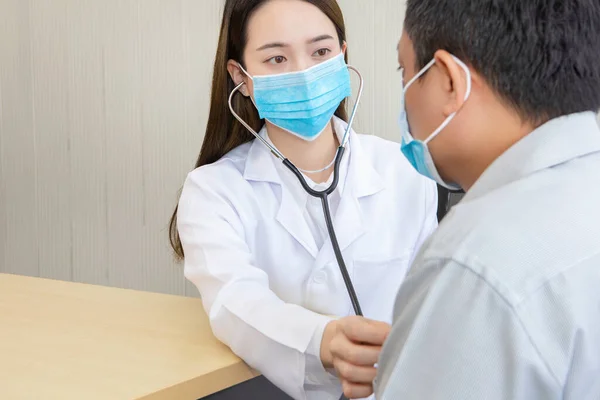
[169,0,437,399]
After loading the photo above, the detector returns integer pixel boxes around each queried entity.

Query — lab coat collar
[243,125,281,185]
[242,116,385,260]
[465,112,600,202]
[243,116,385,198]
[264,119,350,201]
[267,120,352,258]
[339,118,386,198]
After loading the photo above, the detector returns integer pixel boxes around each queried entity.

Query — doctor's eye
[266,56,287,65]
[313,48,331,58]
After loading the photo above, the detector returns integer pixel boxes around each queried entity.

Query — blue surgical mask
[239,53,352,141]
[399,55,472,190]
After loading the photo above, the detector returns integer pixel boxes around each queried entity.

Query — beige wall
[0,0,407,295]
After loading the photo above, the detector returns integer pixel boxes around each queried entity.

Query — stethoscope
[228,66,365,318]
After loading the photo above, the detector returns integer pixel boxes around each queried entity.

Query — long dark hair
[169,0,349,259]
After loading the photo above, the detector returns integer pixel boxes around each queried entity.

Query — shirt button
[313,271,327,284]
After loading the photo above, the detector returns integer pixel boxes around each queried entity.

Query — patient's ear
[434,50,470,118]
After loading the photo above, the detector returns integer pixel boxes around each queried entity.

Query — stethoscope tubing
[282,148,362,316]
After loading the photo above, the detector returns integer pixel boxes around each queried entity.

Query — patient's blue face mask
[399,55,472,190]
[239,53,352,141]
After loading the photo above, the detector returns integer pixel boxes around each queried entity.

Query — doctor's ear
[341,41,347,55]
[434,50,470,117]
[227,59,250,97]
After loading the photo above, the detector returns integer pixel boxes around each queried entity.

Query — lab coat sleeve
[304,317,342,389]
[375,259,560,400]
[177,172,335,400]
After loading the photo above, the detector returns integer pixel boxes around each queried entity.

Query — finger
[333,358,378,383]
[341,317,391,345]
[342,381,374,399]
[330,334,382,365]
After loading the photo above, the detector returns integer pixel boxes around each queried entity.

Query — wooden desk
[0,274,258,399]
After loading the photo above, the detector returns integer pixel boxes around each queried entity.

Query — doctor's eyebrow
[256,34,335,51]
[256,42,289,51]
[308,34,335,44]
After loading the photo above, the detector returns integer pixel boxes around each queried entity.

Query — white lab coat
[178,117,438,400]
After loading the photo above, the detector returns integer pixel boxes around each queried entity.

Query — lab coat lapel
[323,183,364,264]
[243,133,319,259]
[315,131,386,269]
[276,185,319,258]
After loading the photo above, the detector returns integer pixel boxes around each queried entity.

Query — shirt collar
[464,112,600,201]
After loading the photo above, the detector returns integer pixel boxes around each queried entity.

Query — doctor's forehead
[245,0,338,48]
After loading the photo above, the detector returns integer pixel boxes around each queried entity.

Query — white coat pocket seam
[352,248,413,266]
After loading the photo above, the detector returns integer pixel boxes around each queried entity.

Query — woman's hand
[320,316,391,398]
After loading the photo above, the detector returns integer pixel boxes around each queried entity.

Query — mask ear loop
[228,64,365,165]
[422,57,472,145]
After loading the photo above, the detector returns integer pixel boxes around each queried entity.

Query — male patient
[325,0,600,398]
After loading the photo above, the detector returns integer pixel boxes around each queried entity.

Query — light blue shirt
[376,112,600,400]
